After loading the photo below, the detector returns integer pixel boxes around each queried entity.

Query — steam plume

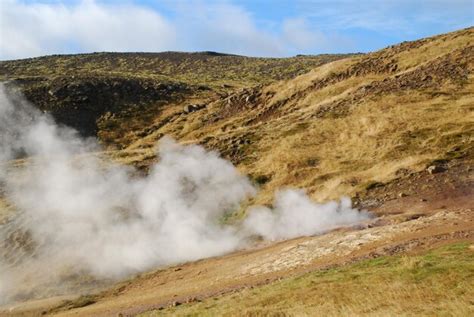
[0,84,370,304]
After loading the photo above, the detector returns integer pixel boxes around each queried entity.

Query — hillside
[121,27,472,205]
[0,52,351,144]
[0,27,473,316]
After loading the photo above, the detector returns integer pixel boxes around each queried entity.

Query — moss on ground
[0,52,354,89]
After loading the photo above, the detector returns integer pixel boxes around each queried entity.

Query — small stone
[183,104,206,113]
[427,165,446,174]
[398,192,407,198]
[422,75,432,81]
[420,198,427,202]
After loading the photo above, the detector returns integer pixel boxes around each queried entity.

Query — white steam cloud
[244,190,367,240]
[0,84,370,304]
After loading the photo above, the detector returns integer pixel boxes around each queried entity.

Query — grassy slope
[0,52,354,88]
[0,28,471,211]
[121,27,474,205]
[0,52,351,146]
[142,243,474,316]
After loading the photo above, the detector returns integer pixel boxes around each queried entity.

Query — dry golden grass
[257,84,472,202]
[0,198,13,222]
[1,28,466,211]
[121,27,474,205]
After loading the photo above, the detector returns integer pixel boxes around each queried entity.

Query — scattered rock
[253,174,271,185]
[422,75,432,81]
[186,297,198,303]
[398,192,408,198]
[171,301,181,307]
[245,95,255,103]
[366,182,384,190]
[406,213,424,220]
[427,165,446,174]
[183,104,206,113]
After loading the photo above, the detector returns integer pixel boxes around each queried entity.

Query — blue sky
[1,0,473,60]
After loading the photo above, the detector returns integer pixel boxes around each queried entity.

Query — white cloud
[281,17,350,54]
[283,18,319,50]
[1,0,471,60]
[0,0,176,59]
[0,0,343,60]
[172,2,284,56]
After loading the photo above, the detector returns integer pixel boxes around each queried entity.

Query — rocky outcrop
[5,77,191,138]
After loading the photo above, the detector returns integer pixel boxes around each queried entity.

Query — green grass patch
[141,242,474,316]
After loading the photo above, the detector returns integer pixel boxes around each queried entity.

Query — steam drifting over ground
[0,84,370,304]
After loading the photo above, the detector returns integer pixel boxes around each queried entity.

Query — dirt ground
[1,156,472,317]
